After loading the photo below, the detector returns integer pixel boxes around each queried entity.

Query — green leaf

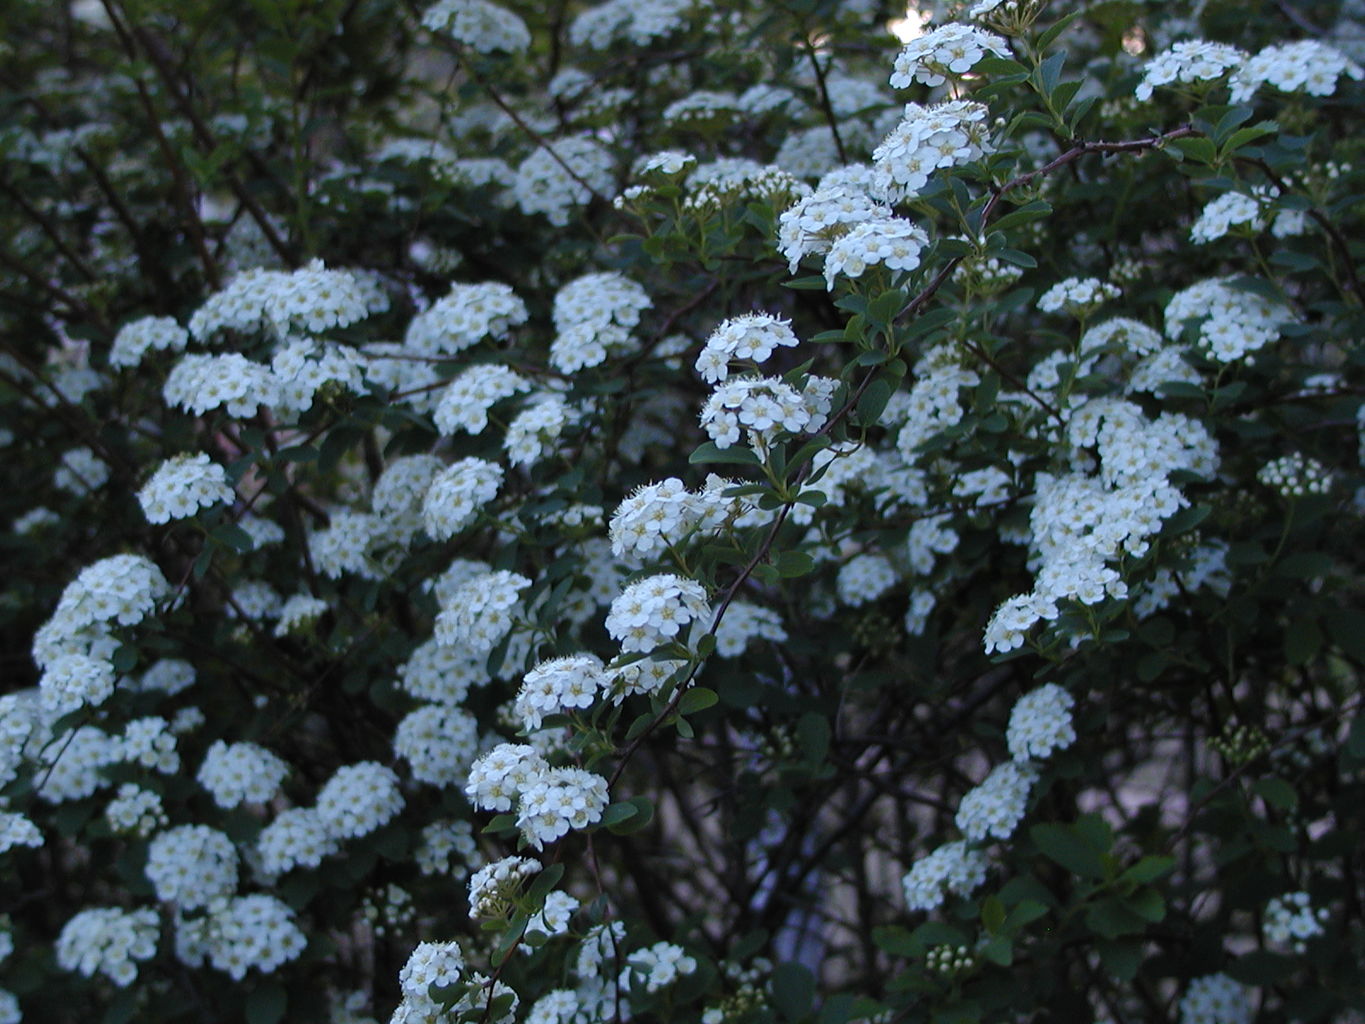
[1119,856,1174,885]
[1253,776,1297,810]
[1084,897,1148,939]
[1165,137,1217,165]
[1004,899,1049,931]
[678,687,719,715]
[527,862,565,902]
[1221,121,1278,154]
[111,644,138,674]
[1030,822,1107,879]
[599,802,639,827]
[1096,938,1143,980]
[482,813,517,835]
[771,962,815,1021]
[992,247,1037,268]
[990,199,1053,234]
[856,377,894,427]
[783,275,828,290]
[872,925,917,956]
[212,523,255,553]
[690,441,760,467]
[978,934,1013,966]
[1275,551,1333,579]
[608,796,654,835]
[1036,10,1082,50]
[981,895,1005,934]
[796,712,830,767]
[775,550,815,578]
[245,980,287,1024]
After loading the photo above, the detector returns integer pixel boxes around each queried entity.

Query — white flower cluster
[889,23,1008,88]
[275,593,329,636]
[55,907,159,986]
[896,346,980,454]
[36,553,168,669]
[435,363,531,435]
[187,267,282,340]
[663,90,740,129]
[626,942,697,993]
[569,0,692,49]
[700,375,835,453]
[516,767,611,849]
[1164,277,1291,361]
[506,394,577,467]
[416,818,479,877]
[256,807,339,875]
[550,271,652,373]
[164,352,281,417]
[39,652,116,715]
[1264,890,1329,951]
[138,452,235,523]
[1006,684,1076,761]
[309,510,384,579]
[197,740,289,808]
[109,315,189,368]
[146,824,239,909]
[515,654,607,730]
[105,783,168,837]
[1037,277,1121,317]
[605,573,710,653]
[0,811,42,853]
[466,744,610,849]
[271,339,367,412]
[372,455,442,538]
[391,940,518,1024]
[824,217,929,289]
[178,894,307,980]
[261,259,370,336]
[776,179,885,273]
[713,601,787,657]
[316,761,405,840]
[399,637,487,705]
[955,761,1037,841]
[435,569,531,652]
[34,726,116,803]
[901,840,990,911]
[394,703,481,785]
[422,457,503,539]
[1257,452,1333,498]
[1079,317,1164,358]
[514,136,615,226]
[405,281,529,355]
[837,553,898,606]
[117,716,180,773]
[873,101,990,202]
[1135,40,1246,101]
[695,313,799,385]
[609,477,734,560]
[1190,190,1266,244]
[468,855,540,917]
[421,0,531,53]
[55,446,110,493]
[1230,39,1363,103]
[1178,974,1251,1024]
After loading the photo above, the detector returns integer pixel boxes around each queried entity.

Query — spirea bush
[2,0,1364,1021]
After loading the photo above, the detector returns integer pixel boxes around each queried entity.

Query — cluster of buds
[1258,453,1333,498]
[926,944,976,978]
[1210,724,1271,765]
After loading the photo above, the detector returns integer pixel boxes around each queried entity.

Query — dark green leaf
[245,980,287,1024]
[678,687,719,715]
[772,962,815,1021]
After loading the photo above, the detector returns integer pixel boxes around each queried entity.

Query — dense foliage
[2,0,1364,1021]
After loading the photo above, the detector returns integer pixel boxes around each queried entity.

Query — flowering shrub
[2,0,1365,1022]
